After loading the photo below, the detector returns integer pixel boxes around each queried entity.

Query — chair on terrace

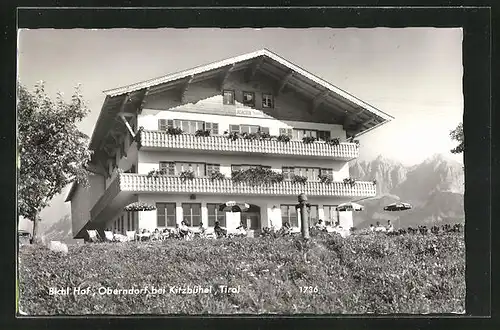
[126,231,137,242]
[87,230,101,243]
[104,231,115,242]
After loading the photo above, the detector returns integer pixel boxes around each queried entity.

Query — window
[308,205,319,224]
[204,122,219,135]
[320,168,333,179]
[156,203,176,227]
[182,203,202,227]
[292,167,320,181]
[120,215,124,234]
[293,129,317,141]
[223,90,235,105]
[160,162,175,176]
[207,203,226,227]
[282,167,294,180]
[281,205,298,227]
[127,212,132,231]
[240,125,260,134]
[323,205,339,226]
[229,124,240,133]
[262,93,274,108]
[242,91,255,107]
[317,130,331,141]
[206,163,221,175]
[279,128,293,137]
[259,127,270,134]
[173,119,204,134]
[177,162,205,177]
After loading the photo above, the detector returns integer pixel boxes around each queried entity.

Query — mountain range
[349,153,465,229]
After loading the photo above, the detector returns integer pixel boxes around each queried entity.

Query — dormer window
[262,93,274,108]
[242,91,255,107]
[223,90,235,105]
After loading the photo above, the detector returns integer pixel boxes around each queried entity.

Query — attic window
[242,91,255,107]
[223,90,235,105]
[262,93,274,108]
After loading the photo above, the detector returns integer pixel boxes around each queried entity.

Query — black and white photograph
[17,25,466,315]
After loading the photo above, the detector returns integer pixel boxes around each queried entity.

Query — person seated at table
[315,219,326,231]
[152,228,161,240]
[386,220,394,232]
[179,221,190,238]
[198,222,206,234]
[369,224,375,232]
[214,221,225,238]
[236,220,247,236]
[374,221,387,232]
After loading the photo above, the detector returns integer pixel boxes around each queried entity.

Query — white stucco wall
[70,174,105,237]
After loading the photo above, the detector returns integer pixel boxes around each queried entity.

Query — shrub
[291,175,308,184]
[195,129,211,137]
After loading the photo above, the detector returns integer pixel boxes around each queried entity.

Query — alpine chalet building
[66,49,394,239]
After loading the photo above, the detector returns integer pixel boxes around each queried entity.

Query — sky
[17,28,464,232]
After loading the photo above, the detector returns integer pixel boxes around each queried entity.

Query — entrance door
[241,204,261,230]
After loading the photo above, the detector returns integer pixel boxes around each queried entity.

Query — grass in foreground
[18,232,465,315]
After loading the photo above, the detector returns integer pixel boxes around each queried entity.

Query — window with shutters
[204,122,219,135]
[262,93,274,108]
[159,162,176,176]
[206,163,221,175]
[279,128,293,137]
[229,124,240,133]
[242,91,255,107]
[323,205,339,226]
[223,90,235,105]
[207,203,226,227]
[156,203,176,227]
[172,119,204,134]
[182,203,201,227]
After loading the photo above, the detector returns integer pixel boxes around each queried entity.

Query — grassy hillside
[18,232,465,315]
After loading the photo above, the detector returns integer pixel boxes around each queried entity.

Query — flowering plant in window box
[166,127,183,135]
[277,134,291,143]
[209,171,226,181]
[326,137,340,146]
[372,179,377,185]
[302,136,317,144]
[225,131,240,141]
[318,174,333,184]
[231,168,284,186]
[147,168,168,179]
[343,177,357,186]
[195,129,211,137]
[291,174,308,184]
[179,170,195,182]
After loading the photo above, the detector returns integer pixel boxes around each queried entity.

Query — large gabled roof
[89,49,394,151]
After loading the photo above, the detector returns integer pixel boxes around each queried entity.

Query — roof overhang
[89,49,394,149]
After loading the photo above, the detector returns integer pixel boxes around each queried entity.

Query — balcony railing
[90,173,376,221]
[122,174,375,196]
[139,130,359,160]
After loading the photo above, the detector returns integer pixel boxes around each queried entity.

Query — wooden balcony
[90,173,376,223]
[139,130,359,160]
